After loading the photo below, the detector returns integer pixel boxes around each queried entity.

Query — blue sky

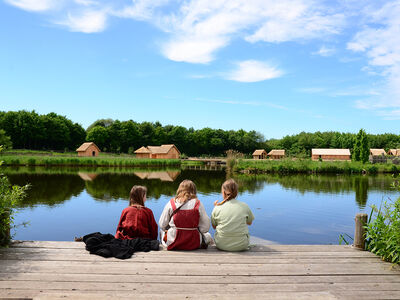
[1,0,399,139]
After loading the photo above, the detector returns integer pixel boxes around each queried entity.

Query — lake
[3,166,399,244]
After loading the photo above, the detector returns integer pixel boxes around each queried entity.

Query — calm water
[3,166,399,244]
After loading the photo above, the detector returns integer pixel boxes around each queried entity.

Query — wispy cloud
[225,60,283,82]
[347,1,400,109]
[56,9,108,33]
[4,0,346,62]
[312,45,336,57]
[4,0,57,12]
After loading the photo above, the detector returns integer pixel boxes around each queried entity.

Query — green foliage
[0,154,181,167]
[0,146,29,246]
[353,129,369,163]
[0,129,12,150]
[0,110,85,151]
[235,159,398,175]
[366,193,400,264]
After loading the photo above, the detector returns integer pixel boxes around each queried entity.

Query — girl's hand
[213,200,219,206]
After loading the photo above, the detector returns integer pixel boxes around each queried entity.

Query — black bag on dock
[82,232,159,259]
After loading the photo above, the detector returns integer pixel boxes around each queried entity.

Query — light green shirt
[211,199,255,252]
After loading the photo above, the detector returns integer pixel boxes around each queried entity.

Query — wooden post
[353,213,368,250]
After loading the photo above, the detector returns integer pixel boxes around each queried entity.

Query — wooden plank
[10,241,357,252]
[0,254,383,264]
[1,247,378,258]
[0,290,339,300]
[2,281,400,292]
[1,261,398,276]
[2,273,400,284]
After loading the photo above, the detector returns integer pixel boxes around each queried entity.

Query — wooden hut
[135,144,180,159]
[311,149,351,161]
[252,150,267,159]
[268,149,285,160]
[388,149,400,156]
[370,149,387,156]
[134,146,151,158]
[147,144,180,159]
[76,142,100,157]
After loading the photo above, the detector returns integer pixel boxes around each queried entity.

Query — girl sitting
[159,180,212,250]
[115,185,158,240]
[211,179,254,251]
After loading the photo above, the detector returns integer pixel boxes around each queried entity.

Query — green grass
[0,154,181,167]
[234,159,399,174]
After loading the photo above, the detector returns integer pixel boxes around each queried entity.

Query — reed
[0,154,181,167]
[234,159,399,174]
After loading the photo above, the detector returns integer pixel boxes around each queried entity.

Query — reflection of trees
[84,170,228,201]
[234,174,394,209]
[6,174,85,207]
[4,169,393,210]
[353,176,368,208]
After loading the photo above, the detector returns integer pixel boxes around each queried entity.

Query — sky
[1,0,400,139]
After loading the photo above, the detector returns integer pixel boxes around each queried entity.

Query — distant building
[252,149,267,159]
[370,149,387,156]
[134,144,180,159]
[388,149,400,156]
[134,146,152,158]
[268,149,285,160]
[311,149,351,161]
[76,142,100,157]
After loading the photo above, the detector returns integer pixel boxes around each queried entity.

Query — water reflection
[233,174,393,209]
[2,167,395,209]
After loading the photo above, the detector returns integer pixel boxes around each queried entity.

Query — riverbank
[234,159,399,174]
[0,154,181,167]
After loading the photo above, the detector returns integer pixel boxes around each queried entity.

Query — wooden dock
[1,241,400,299]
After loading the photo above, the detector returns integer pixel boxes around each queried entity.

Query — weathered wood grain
[1,241,399,300]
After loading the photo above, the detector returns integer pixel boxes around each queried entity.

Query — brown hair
[129,185,147,206]
[175,180,197,203]
[222,179,238,201]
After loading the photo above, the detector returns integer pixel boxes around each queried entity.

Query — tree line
[0,110,399,157]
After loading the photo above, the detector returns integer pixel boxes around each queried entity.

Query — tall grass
[0,154,181,167]
[235,159,399,174]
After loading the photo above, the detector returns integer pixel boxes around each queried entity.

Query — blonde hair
[129,185,147,206]
[222,179,238,201]
[175,180,197,203]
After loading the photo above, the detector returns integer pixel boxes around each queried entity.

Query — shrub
[365,192,400,264]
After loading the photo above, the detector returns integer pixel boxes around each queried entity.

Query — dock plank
[1,241,399,299]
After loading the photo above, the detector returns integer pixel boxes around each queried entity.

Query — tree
[360,130,370,163]
[353,129,369,163]
[0,130,12,150]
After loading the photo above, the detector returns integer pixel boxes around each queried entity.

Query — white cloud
[348,1,400,108]
[4,0,57,11]
[158,0,345,63]
[225,60,283,82]
[4,0,345,59]
[57,10,108,33]
[313,45,336,57]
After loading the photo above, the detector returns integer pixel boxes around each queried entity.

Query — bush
[0,174,29,246]
[366,193,400,264]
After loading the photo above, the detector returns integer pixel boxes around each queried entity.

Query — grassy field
[0,153,181,167]
[234,159,399,174]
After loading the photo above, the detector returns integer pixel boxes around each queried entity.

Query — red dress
[115,206,158,240]
[167,199,201,251]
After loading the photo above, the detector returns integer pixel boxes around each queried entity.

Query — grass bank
[0,154,181,168]
[234,159,399,174]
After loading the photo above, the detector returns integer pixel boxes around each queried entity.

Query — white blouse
[159,198,210,247]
